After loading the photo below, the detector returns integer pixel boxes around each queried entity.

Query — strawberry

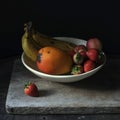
[24,82,39,97]
[84,60,96,72]
[73,52,84,64]
[86,48,99,62]
[74,45,87,53]
[71,65,84,75]
[79,50,88,60]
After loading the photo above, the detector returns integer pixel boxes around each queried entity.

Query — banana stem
[24,21,33,39]
[24,21,32,32]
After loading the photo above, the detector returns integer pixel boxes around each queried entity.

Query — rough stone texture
[6,59,120,114]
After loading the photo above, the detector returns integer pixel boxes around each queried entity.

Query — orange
[36,46,73,75]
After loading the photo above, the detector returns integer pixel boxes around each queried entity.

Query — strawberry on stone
[24,82,39,97]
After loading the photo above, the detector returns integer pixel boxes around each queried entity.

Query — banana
[24,21,76,52]
[21,21,76,62]
[21,23,41,61]
[32,31,76,52]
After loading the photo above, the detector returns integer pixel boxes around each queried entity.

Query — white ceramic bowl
[21,37,106,83]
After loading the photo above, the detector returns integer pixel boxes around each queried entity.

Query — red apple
[86,38,102,50]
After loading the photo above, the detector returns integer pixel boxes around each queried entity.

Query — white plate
[21,37,106,83]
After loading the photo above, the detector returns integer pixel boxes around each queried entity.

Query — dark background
[0,0,120,58]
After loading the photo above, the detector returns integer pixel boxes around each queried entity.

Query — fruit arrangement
[70,38,105,75]
[21,22,105,75]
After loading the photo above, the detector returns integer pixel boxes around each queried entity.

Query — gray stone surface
[6,59,120,114]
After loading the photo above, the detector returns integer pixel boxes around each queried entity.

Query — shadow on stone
[60,65,120,91]
[38,89,55,97]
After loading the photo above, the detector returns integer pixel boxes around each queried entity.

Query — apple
[86,38,102,50]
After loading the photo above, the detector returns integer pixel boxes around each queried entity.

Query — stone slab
[6,58,120,114]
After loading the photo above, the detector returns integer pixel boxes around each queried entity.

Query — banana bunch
[21,22,76,62]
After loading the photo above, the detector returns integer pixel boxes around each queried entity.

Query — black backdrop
[0,0,120,58]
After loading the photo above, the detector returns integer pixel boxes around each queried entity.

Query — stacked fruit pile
[22,22,105,75]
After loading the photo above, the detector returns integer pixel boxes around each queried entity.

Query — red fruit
[24,82,39,97]
[84,60,96,72]
[69,49,76,58]
[86,38,102,50]
[79,50,88,60]
[74,45,87,60]
[74,45,87,53]
[86,48,99,61]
